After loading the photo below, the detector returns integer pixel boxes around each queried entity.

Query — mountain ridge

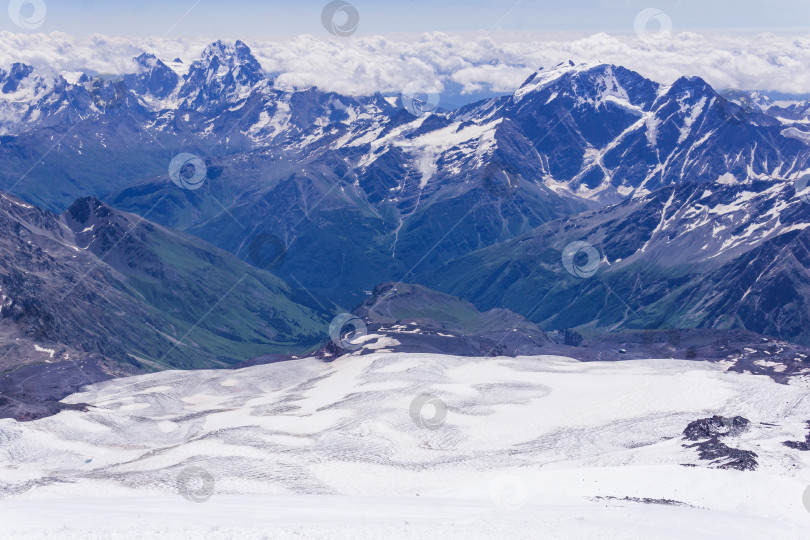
[1,40,809,342]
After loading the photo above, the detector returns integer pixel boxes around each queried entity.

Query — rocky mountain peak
[125,52,179,99]
[177,40,265,109]
[201,40,257,64]
[65,196,110,227]
[665,75,717,100]
[1,62,35,94]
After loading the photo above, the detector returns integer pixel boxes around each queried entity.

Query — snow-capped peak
[176,40,265,110]
[197,39,262,76]
[0,62,35,93]
[512,60,607,102]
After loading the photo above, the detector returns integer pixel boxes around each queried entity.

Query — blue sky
[5,0,810,36]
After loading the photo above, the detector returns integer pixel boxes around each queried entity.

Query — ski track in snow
[1,352,810,539]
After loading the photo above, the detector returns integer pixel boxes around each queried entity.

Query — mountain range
[2,40,810,419]
[1,42,809,306]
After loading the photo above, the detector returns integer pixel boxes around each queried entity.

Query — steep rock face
[177,40,265,111]
[122,53,180,99]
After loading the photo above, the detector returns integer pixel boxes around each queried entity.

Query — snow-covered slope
[1,351,809,538]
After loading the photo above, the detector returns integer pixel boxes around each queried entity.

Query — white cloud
[1,31,810,96]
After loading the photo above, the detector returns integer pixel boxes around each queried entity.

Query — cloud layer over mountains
[2,30,810,97]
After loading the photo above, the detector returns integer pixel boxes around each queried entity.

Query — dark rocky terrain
[682,415,759,471]
[313,282,551,359]
[0,359,107,421]
[312,283,810,387]
[556,328,810,382]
